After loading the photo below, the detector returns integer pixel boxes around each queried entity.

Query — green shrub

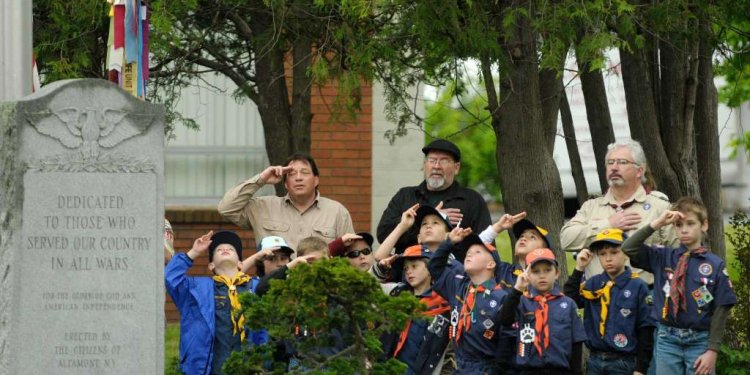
[223,258,421,374]
[725,210,750,349]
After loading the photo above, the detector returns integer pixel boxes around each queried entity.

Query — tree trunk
[487,9,566,278]
[539,67,563,152]
[577,61,614,193]
[620,48,682,199]
[658,28,701,198]
[251,11,295,196]
[290,35,313,154]
[560,90,589,204]
[695,21,726,258]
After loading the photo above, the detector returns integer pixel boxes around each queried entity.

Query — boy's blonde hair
[672,197,708,224]
[297,236,328,257]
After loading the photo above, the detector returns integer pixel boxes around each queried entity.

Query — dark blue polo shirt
[634,244,737,330]
[515,286,587,369]
[581,267,654,353]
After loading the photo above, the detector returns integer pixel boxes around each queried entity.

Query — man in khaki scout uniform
[218,153,354,250]
[560,139,678,285]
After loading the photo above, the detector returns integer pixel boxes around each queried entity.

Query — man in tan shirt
[561,139,678,284]
[218,153,354,250]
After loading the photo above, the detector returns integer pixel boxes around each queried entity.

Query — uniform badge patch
[623,290,632,298]
[520,323,535,344]
[620,308,631,317]
[723,268,729,277]
[483,329,495,340]
[614,333,628,348]
[643,203,651,210]
[699,263,713,276]
[489,299,498,308]
[691,285,714,308]
[483,318,494,330]
[560,301,568,309]
[454,274,464,279]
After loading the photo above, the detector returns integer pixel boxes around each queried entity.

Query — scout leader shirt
[561,185,678,284]
[218,173,354,249]
[624,226,737,331]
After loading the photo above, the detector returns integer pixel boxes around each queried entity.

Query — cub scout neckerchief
[394,291,450,357]
[456,282,500,343]
[580,272,639,337]
[670,247,708,318]
[213,272,252,341]
[532,293,560,356]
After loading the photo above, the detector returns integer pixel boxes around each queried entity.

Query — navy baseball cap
[415,205,452,231]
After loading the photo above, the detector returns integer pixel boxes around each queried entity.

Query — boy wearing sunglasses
[328,232,375,272]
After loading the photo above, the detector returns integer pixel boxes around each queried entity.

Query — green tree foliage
[424,82,500,202]
[725,210,750,349]
[33,0,110,82]
[223,258,420,374]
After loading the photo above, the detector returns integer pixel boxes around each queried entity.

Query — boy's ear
[207,262,216,272]
[486,260,497,270]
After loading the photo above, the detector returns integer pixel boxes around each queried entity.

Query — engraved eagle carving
[26,107,154,161]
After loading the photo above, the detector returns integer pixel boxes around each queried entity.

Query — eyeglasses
[346,248,372,258]
[605,158,640,167]
[425,158,454,167]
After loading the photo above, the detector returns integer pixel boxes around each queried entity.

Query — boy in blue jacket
[165,230,269,375]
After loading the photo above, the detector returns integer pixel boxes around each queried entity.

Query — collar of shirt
[284,191,321,209]
[525,285,563,299]
[674,244,710,259]
[600,185,648,207]
[610,266,635,288]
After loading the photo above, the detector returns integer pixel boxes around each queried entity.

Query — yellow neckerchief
[580,271,639,337]
[213,272,252,341]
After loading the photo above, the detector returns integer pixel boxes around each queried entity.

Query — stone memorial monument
[0,79,165,374]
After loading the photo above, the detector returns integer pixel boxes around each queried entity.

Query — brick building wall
[165,82,373,322]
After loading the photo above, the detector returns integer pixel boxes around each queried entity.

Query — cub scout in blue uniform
[622,197,736,375]
[165,230,269,375]
[563,228,654,375]
[429,226,509,374]
[382,244,451,375]
[499,248,586,375]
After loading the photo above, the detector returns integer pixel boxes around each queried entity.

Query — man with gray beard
[376,139,491,262]
[561,139,678,285]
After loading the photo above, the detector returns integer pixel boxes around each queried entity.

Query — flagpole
[0,0,33,101]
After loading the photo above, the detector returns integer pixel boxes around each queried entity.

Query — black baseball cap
[208,231,243,261]
[422,139,461,162]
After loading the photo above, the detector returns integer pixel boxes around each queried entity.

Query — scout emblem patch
[623,290,632,298]
[691,285,714,308]
[489,299,498,308]
[520,323,535,344]
[449,307,459,339]
[699,263,713,276]
[560,301,568,309]
[483,318,494,330]
[620,308,631,318]
[643,203,651,210]
[483,329,495,339]
[428,315,449,336]
[613,333,628,348]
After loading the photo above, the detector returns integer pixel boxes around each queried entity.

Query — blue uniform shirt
[580,267,654,353]
[515,286,587,369]
[633,244,737,330]
[430,242,509,363]
[212,282,252,375]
